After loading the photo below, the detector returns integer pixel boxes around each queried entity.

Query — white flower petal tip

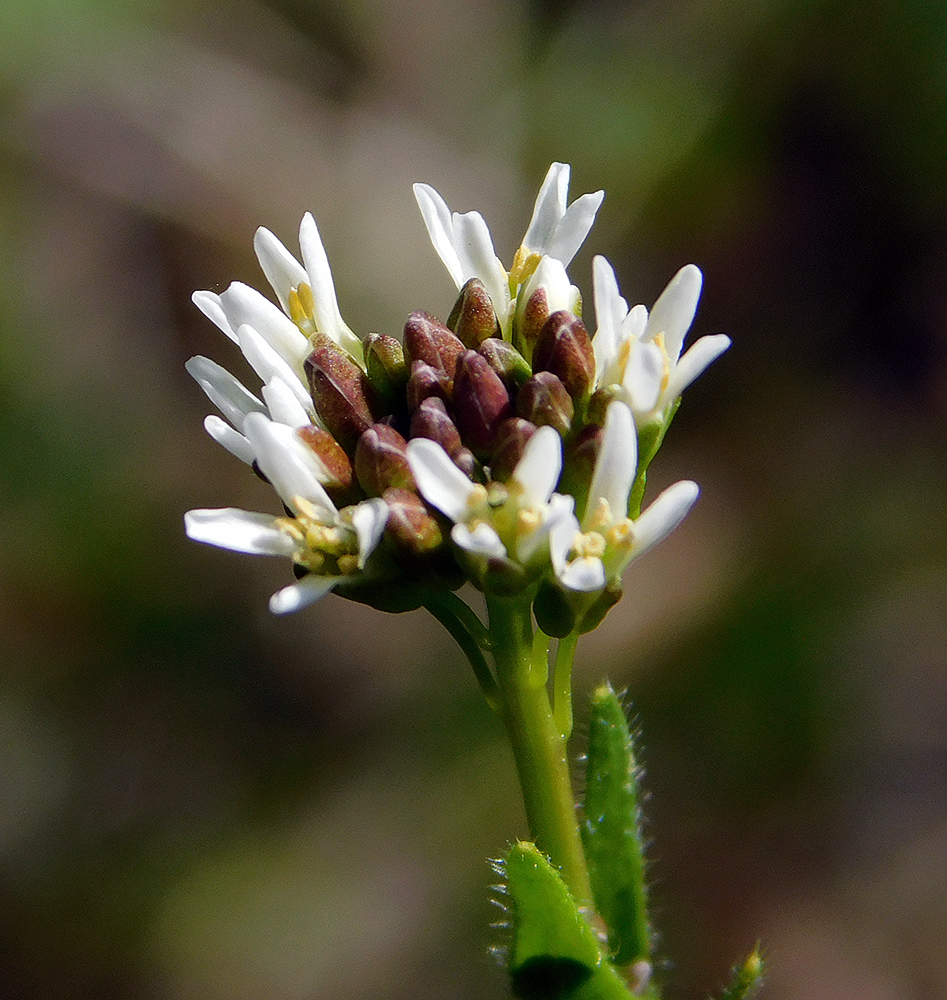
[406,438,478,522]
[585,401,637,528]
[269,576,339,614]
[351,499,389,568]
[633,480,700,555]
[184,508,297,557]
[647,264,703,361]
[512,426,562,506]
[523,162,604,266]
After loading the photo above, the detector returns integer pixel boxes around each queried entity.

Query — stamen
[586,497,613,531]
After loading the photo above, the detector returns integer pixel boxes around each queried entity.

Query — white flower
[185,412,387,614]
[413,162,603,338]
[406,426,570,578]
[550,401,699,593]
[591,256,731,425]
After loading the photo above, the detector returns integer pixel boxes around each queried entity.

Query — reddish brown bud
[478,338,532,392]
[364,332,408,409]
[559,423,603,520]
[452,446,481,481]
[403,311,466,374]
[382,487,444,553]
[490,417,537,483]
[305,337,379,451]
[516,371,574,436]
[447,278,500,347]
[513,285,550,361]
[452,350,513,458]
[296,425,355,492]
[532,311,595,403]
[406,360,453,411]
[410,397,462,455]
[354,424,415,497]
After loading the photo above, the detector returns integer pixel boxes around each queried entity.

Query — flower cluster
[185,163,728,625]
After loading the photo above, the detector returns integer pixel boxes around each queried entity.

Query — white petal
[192,290,238,344]
[406,438,478,523]
[559,556,607,593]
[632,480,699,557]
[243,412,336,517]
[450,210,509,315]
[185,356,265,430]
[517,491,573,563]
[543,190,604,265]
[262,377,312,429]
[549,499,581,577]
[298,213,364,363]
[253,226,308,314]
[512,426,562,506]
[269,576,339,614]
[351,498,389,567]
[413,182,465,286]
[585,402,638,528]
[184,508,297,556]
[452,521,506,559]
[645,264,702,362]
[204,414,254,464]
[622,341,664,415]
[522,162,570,253]
[219,282,309,372]
[665,334,731,400]
[591,256,628,382]
[236,325,313,415]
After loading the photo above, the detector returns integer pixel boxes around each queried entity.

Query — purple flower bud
[364,332,408,409]
[403,311,466,374]
[478,338,532,393]
[452,350,513,458]
[512,285,550,362]
[516,371,574,436]
[447,278,500,347]
[354,424,416,496]
[296,425,358,503]
[305,337,379,451]
[410,397,463,455]
[382,487,444,554]
[406,360,453,411]
[532,310,595,403]
[490,417,537,483]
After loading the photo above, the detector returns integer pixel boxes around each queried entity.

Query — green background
[1,0,946,996]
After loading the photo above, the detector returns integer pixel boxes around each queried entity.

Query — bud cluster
[185,164,729,621]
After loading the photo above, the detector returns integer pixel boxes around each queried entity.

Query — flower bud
[364,332,408,411]
[512,285,550,362]
[532,311,595,404]
[452,350,513,458]
[451,446,481,481]
[558,423,603,521]
[532,580,577,638]
[489,417,537,483]
[382,487,444,554]
[296,424,356,500]
[406,360,453,411]
[577,583,623,633]
[305,336,379,451]
[447,278,500,347]
[403,310,466,374]
[585,386,614,428]
[354,424,415,497]
[478,338,532,393]
[516,371,574,436]
[410,397,462,455]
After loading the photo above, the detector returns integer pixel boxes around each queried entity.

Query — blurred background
[2,0,947,997]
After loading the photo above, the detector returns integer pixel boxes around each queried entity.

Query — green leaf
[581,684,650,966]
[504,842,636,1000]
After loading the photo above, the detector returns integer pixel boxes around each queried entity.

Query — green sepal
[581,685,650,966]
[715,947,764,1000]
[504,842,636,1000]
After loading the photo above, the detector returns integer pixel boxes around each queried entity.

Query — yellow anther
[653,331,671,395]
[466,483,489,514]
[509,245,539,286]
[606,520,634,551]
[296,281,315,318]
[573,530,606,560]
[337,554,359,575]
[276,517,305,543]
[517,508,541,535]
[585,497,614,532]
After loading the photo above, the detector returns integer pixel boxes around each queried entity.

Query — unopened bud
[512,285,550,362]
[490,418,537,483]
[354,424,415,497]
[305,336,379,451]
[532,580,577,638]
[559,423,603,520]
[516,371,574,436]
[364,332,408,411]
[453,350,513,458]
[296,425,356,501]
[585,386,614,428]
[382,486,445,554]
[532,311,595,404]
[577,583,622,633]
[478,338,532,393]
[447,278,500,347]
[403,311,466,375]
[406,360,453,411]
[410,397,462,455]
[451,446,481,481]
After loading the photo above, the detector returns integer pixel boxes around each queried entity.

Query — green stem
[486,594,593,909]
[552,632,580,740]
[424,593,500,711]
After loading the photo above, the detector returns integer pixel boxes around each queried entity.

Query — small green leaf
[504,842,636,1000]
[716,947,765,1000]
[581,684,650,966]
